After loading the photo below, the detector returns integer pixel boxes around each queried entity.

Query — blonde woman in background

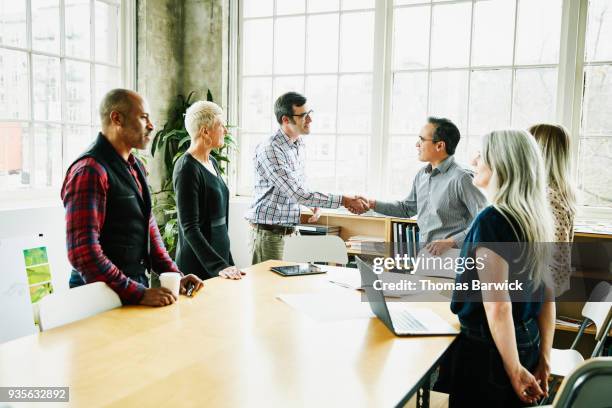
[440,130,555,406]
[529,124,577,296]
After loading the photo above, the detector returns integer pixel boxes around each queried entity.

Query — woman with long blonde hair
[529,123,576,295]
[440,130,555,406]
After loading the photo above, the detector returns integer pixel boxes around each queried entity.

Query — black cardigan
[173,153,234,280]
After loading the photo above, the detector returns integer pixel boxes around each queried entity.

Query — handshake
[341,195,375,215]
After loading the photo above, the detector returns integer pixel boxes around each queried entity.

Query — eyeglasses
[292,110,313,119]
[418,135,436,143]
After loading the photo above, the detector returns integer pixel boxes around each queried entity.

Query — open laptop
[356,256,458,336]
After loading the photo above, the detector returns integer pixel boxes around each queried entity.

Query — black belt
[251,223,295,235]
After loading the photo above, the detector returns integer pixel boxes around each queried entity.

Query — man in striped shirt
[357,117,487,255]
[245,92,368,264]
[61,89,203,306]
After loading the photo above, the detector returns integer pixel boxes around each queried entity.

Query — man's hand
[425,238,456,256]
[140,287,177,307]
[356,195,376,211]
[342,195,369,214]
[219,266,246,280]
[180,274,204,295]
[308,207,321,223]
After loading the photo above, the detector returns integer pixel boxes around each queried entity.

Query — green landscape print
[24,246,54,303]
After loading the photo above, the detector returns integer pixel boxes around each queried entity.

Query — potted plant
[150,90,236,255]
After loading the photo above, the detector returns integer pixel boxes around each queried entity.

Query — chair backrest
[582,281,612,340]
[553,357,612,408]
[38,282,122,331]
[282,235,349,264]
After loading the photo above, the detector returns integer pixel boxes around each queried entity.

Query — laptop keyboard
[392,309,427,332]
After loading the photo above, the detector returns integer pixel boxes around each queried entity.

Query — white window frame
[230,0,611,219]
[0,0,136,208]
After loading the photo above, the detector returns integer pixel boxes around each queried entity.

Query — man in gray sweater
[356,117,487,255]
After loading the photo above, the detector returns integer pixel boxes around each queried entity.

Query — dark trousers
[435,318,541,408]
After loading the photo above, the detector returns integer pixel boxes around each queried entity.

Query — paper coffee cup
[160,272,180,298]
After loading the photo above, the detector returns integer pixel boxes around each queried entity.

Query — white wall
[228,197,252,268]
[0,202,72,293]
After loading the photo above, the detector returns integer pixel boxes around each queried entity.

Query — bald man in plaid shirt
[61,89,203,306]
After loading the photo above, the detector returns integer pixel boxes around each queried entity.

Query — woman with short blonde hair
[173,100,245,281]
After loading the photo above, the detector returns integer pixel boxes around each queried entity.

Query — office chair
[282,235,349,265]
[546,357,612,408]
[38,281,122,331]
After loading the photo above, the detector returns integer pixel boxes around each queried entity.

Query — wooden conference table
[0,261,459,407]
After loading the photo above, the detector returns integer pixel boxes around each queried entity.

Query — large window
[235,0,610,210]
[578,0,612,207]
[0,0,131,198]
[237,0,379,195]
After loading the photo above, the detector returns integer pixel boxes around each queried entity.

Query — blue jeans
[436,318,541,407]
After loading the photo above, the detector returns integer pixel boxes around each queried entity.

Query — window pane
[471,0,515,67]
[577,137,612,207]
[65,60,91,124]
[515,0,562,65]
[387,136,420,199]
[306,14,339,73]
[511,68,557,130]
[305,75,337,133]
[0,49,29,119]
[238,133,267,194]
[585,0,612,62]
[336,135,368,194]
[95,1,119,64]
[242,19,273,75]
[0,122,29,190]
[340,11,374,73]
[273,76,303,100]
[305,134,336,161]
[94,65,121,124]
[337,74,372,134]
[308,0,338,13]
[468,69,512,136]
[393,6,430,70]
[341,0,374,10]
[305,160,335,191]
[32,0,60,53]
[241,77,272,133]
[395,0,427,5]
[64,125,93,171]
[0,0,27,48]
[430,3,471,68]
[276,0,305,15]
[582,65,612,135]
[274,17,305,74]
[390,72,428,134]
[33,55,61,121]
[33,123,62,187]
[65,0,90,59]
[429,70,469,135]
[243,0,273,18]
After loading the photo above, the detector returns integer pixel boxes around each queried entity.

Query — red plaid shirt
[61,155,179,304]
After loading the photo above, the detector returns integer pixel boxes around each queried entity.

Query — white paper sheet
[277,293,374,322]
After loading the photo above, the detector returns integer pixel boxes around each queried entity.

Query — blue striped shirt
[375,156,487,244]
[245,130,342,226]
